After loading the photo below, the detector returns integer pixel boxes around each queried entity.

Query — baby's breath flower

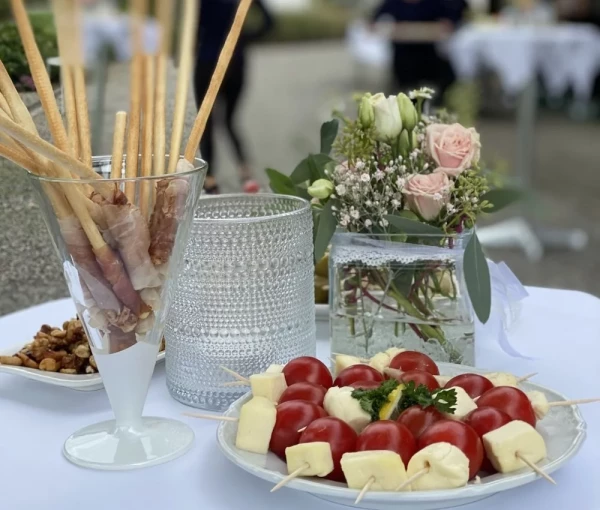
[336,184,346,196]
[365,219,372,228]
[360,173,370,183]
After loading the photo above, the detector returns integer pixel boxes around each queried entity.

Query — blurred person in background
[194,0,274,194]
[372,0,468,103]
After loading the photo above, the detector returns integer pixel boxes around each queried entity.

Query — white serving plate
[0,343,165,391]
[216,363,587,510]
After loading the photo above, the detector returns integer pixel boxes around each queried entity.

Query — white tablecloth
[1,288,600,510]
[447,23,600,99]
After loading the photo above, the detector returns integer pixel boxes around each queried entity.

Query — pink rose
[426,123,481,177]
[403,173,451,221]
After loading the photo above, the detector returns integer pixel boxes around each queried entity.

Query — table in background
[1,288,599,510]
[446,23,600,260]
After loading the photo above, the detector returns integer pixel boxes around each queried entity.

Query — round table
[1,288,599,510]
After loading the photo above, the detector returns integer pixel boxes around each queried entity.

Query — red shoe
[242,179,260,194]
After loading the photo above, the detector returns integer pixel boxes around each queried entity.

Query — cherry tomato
[283,357,333,389]
[397,405,445,439]
[444,374,494,399]
[464,407,513,438]
[418,420,484,479]
[389,351,440,376]
[464,407,513,473]
[299,417,357,482]
[279,382,327,407]
[357,420,417,465]
[397,370,440,392]
[269,401,327,459]
[350,380,382,390]
[333,365,384,387]
[476,387,536,427]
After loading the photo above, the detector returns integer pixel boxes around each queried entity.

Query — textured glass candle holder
[166,194,315,411]
[28,155,206,470]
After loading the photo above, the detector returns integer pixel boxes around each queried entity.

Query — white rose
[370,93,403,144]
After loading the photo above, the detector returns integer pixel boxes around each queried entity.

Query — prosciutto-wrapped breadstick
[103,203,161,290]
[148,165,191,265]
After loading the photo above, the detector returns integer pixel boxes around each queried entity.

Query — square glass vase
[329,231,475,365]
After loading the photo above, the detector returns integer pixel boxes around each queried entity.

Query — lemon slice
[379,384,404,420]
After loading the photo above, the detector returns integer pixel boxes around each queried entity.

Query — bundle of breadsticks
[0,0,254,353]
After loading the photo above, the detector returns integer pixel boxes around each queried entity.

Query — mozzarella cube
[434,375,451,387]
[369,352,391,374]
[483,420,546,473]
[385,347,406,359]
[324,386,371,433]
[235,397,276,454]
[285,442,334,477]
[486,372,518,388]
[250,372,287,402]
[443,386,478,421]
[341,450,409,492]
[527,391,550,420]
[266,364,284,374]
[335,355,362,376]
[407,443,469,490]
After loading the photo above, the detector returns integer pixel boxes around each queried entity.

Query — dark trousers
[392,44,456,104]
[193,57,247,177]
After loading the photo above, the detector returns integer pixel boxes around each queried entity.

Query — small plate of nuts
[0,317,165,391]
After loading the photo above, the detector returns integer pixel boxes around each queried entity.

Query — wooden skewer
[332,352,369,362]
[270,463,310,493]
[184,0,253,164]
[139,54,155,217]
[110,112,127,179]
[517,373,537,383]
[10,0,70,153]
[549,398,600,408]
[183,412,238,423]
[166,0,199,174]
[516,452,556,485]
[220,366,250,383]
[153,0,174,177]
[223,381,250,387]
[396,468,429,491]
[355,476,375,505]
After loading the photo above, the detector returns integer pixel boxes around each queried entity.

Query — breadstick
[110,112,127,180]
[167,0,199,173]
[184,0,253,163]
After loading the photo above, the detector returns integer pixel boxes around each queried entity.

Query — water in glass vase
[330,313,475,365]
[329,232,475,365]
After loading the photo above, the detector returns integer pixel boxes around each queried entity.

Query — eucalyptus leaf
[393,267,414,297]
[385,215,445,236]
[290,158,311,184]
[314,201,336,262]
[308,154,334,181]
[464,233,491,324]
[481,188,524,213]
[266,168,295,195]
[290,154,333,184]
[320,119,339,155]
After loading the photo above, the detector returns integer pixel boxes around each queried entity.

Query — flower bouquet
[266,88,520,364]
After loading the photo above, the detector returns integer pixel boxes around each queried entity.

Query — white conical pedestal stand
[63,341,194,470]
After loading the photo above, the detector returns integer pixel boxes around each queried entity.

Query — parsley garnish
[351,379,400,421]
[397,381,457,414]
